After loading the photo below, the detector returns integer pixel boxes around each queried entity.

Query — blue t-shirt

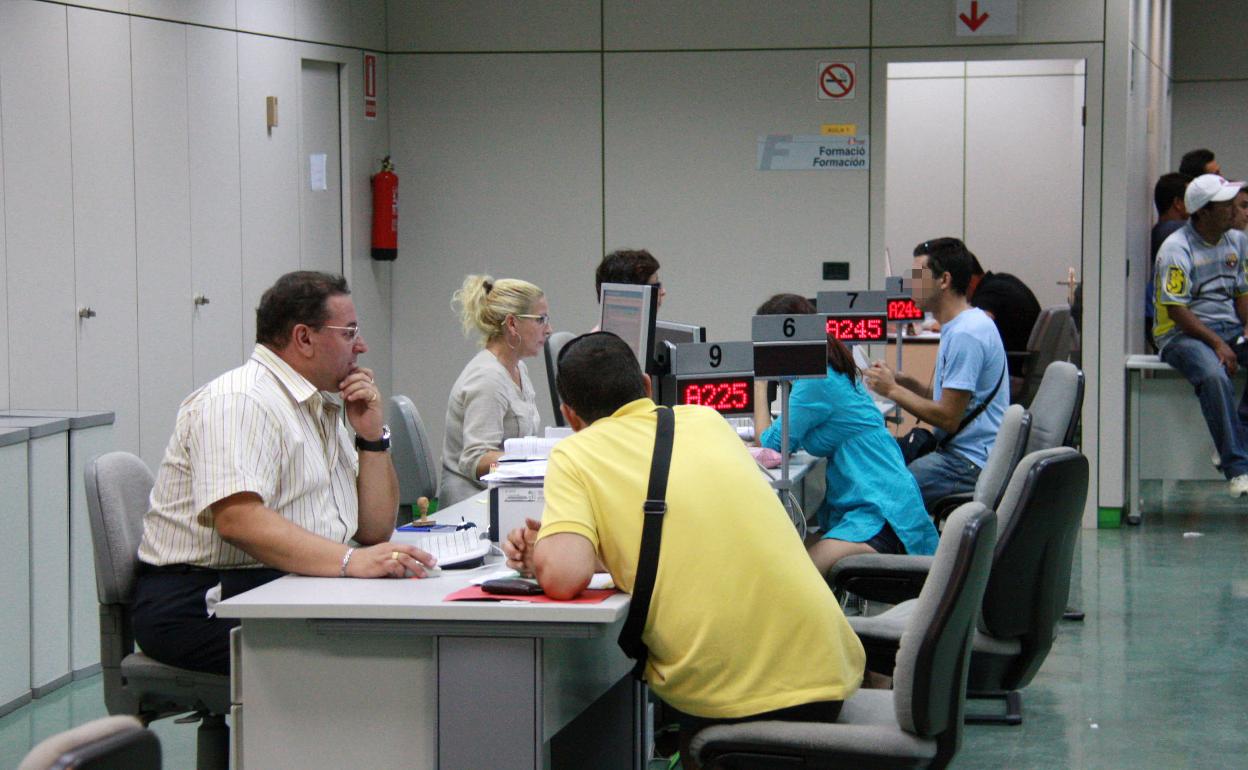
[759,367,938,556]
[934,307,1008,468]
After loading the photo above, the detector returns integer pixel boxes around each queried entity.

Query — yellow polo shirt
[537,398,864,718]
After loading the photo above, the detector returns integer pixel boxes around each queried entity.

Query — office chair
[1024,360,1083,452]
[84,452,230,770]
[18,715,160,770]
[389,394,439,523]
[692,503,997,770]
[846,448,1089,725]
[543,331,576,426]
[830,405,1028,605]
[1012,305,1079,407]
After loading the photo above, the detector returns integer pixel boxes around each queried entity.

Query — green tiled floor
[3,505,1246,769]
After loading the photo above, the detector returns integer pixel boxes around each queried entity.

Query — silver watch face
[381,425,391,441]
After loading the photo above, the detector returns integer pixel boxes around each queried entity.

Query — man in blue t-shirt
[865,237,1008,509]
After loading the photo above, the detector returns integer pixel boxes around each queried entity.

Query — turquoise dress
[760,367,939,556]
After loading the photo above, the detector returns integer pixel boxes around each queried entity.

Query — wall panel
[296,0,386,51]
[189,26,245,385]
[132,17,193,468]
[388,53,601,443]
[237,0,296,38]
[605,50,872,340]
[0,1,78,410]
[129,0,235,28]
[604,0,870,50]
[67,7,140,455]
[239,34,301,348]
[386,0,598,51]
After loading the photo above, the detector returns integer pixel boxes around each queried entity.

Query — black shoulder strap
[617,406,674,679]
[938,362,1006,448]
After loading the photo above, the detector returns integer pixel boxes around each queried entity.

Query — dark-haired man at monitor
[864,238,1009,509]
[595,248,666,307]
[1179,148,1220,179]
[502,332,863,770]
[965,253,1040,379]
[132,271,436,675]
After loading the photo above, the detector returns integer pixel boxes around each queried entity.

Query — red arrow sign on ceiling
[959,1,990,31]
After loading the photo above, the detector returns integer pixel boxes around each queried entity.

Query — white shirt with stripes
[138,344,360,568]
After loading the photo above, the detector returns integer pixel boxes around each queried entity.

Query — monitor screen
[655,320,706,347]
[676,375,754,415]
[599,283,658,373]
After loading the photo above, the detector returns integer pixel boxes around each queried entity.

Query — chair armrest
[827,553,934,605]
[848,609,910,677]
[930,493,973,525]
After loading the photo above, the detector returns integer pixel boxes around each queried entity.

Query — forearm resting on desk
[533,532,597,600]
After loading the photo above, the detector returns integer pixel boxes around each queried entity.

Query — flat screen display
[887,298,923,322]
[825,315,887,342]
[599,283,658,372]
[677,376,754,415]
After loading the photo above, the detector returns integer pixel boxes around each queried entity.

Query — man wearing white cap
[1154,174,1248,496]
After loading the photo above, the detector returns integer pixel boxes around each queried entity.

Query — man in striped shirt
[133,271,436,675]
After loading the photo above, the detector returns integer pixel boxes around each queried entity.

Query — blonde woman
[440,275,552,506]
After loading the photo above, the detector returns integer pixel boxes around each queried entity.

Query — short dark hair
[755,293,857,383]
[914,237,975,296]
[255,271,350,347]
[1154,172,1193,215]
[1179,149,1215,178]
[595,249,660,298]
[556,332,648,424]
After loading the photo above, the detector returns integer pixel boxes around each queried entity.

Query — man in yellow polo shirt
[503,332,864,769]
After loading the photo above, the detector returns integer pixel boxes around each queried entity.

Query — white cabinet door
[132,17,193,469]
[239,35,301,348]
[0,1,77,409]
[189,26,245,384]
[68,7,140,456]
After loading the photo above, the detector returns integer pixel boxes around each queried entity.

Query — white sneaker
[1229,474,1248,498]
[1213,448,1223,471]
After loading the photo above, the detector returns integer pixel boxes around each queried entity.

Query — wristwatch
[355,425,391,452]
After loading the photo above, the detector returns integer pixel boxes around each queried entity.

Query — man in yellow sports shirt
[503,332,864,769]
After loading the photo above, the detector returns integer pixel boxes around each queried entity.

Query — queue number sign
[825,314,887,342]
[678,376,754,414]
[887,298,923,322]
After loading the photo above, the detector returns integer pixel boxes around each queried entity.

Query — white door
[299,60,344,274]
[885,59,1086,307]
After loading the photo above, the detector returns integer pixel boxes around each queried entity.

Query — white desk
[1125,354,1240,524]
[217,493,642,770]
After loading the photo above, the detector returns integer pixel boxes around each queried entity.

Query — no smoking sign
[817,61,856,101]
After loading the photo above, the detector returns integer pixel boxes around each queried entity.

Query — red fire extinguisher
[371,156,398,260]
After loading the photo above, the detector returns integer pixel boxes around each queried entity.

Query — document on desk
[481,460,547,481]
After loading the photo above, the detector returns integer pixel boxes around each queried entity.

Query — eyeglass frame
[513,313,551,326]
[321,324,363,342]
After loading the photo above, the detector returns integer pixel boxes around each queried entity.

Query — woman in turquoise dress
[754,294,939,574]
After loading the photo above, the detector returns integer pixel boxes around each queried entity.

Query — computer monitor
[598,282,659,373]
[653,320,707,371]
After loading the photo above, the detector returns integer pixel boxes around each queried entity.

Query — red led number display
[887,298,923,321]
[825,316,886,341]
[680,378,753,413]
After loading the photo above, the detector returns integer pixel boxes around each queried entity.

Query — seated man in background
[133,271,436,676]
[966,252,1041,380]
[1148,172,1193,350]
[865,238,1009,509]
[503,332,864,770]
[1153,174,1248,497]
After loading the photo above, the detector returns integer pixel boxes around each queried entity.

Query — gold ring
[390,551,400,561]
[369,391,378,403]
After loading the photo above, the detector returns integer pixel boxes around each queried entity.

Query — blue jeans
[1159,321,1248,479]
[907,449,981,511]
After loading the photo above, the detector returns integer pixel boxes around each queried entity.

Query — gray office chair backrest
[18,715,160,770]
[971,404,1031,512]
[1017,306,1078,407]
[894,502,996,742]
[543,331,576,426]
[84,451,154,605]
[980,447,1088,690]
[1024,361,1083,452]
[389,395,438,505]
